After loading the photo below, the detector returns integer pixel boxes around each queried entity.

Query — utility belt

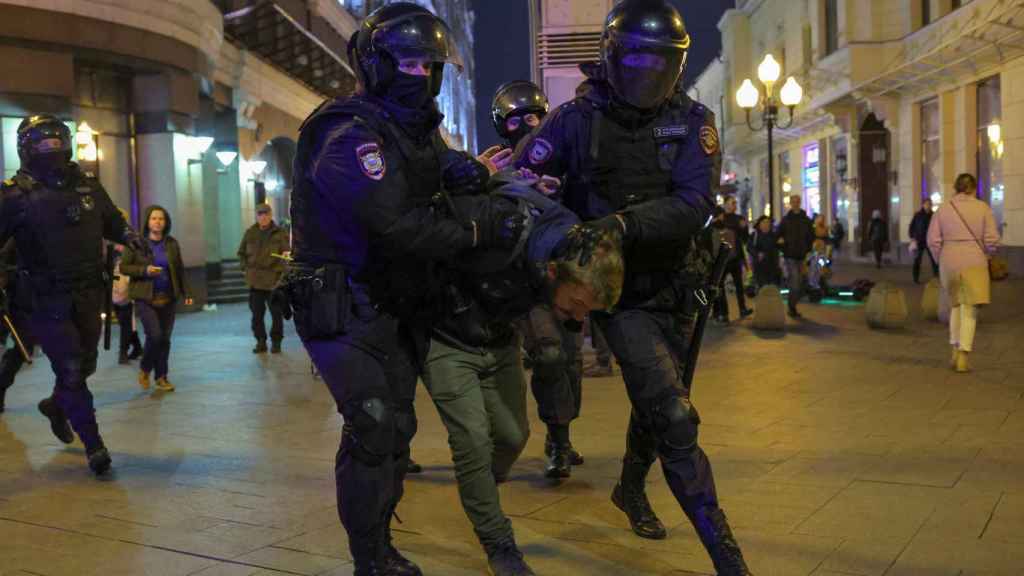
[280,262,352,340]
[630,229,721,320]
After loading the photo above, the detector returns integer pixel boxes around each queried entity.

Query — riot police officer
[283,4,525,575]
[492,81,549,150]
[515,1,752,573]
[0,115,143,476]
[490,80,587,479]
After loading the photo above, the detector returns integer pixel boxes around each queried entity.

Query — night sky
[470,1,735,151]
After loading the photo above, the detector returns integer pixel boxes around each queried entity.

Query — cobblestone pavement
[1,263,1022,575]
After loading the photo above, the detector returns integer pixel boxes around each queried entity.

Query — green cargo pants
[421,336,530,547]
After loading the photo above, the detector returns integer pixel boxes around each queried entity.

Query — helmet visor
[373,12,464,73]
[606,38,686,109]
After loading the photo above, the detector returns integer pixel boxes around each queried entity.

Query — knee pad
[650,393,700,460]
[342,397,395,466]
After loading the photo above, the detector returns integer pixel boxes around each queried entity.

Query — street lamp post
[736,54,804,218]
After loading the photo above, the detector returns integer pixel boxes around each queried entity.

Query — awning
[856,0,1024,97]
[221,1,355,98]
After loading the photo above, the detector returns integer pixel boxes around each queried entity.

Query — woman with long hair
[120,206,193,391]
[927,173,1000,373]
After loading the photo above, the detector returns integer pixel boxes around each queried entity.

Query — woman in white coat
[927,173,1000,373]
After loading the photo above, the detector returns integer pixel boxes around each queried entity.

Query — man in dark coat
[909,199,939,283]
[778,194,814,318]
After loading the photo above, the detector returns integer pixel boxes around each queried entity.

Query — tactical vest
[561,91,693,220]
[2,167,106,292]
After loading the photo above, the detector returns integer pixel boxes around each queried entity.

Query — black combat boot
[381,510,422,576]
[544,425,574,478]
[485,536,536,576]
[544,438,585,466]
[612,454,667,540]
[685,504,752,576]
[37,397,74,444]
[87,443,112,476]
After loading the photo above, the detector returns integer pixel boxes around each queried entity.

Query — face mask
[27,152,69,185]
[387,72,433,110]
[507,124,531,148]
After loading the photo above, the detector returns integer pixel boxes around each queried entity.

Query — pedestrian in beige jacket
[927,173,1000,373]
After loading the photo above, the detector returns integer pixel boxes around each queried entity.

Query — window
[921,98,941,205]
[978,76,1004,231]
[824,0,839,56]
[803,143,822,217]
[952,0,965,9]
[922,0,931,26]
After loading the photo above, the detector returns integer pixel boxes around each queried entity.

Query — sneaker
[155,377,176,392]
[582,362,612,378]
[486,537,536,576]
[37,398,74,444]
[544,445,572,479]
[138,371,150,390]
[544,440,584,466]
[87,444,112,476]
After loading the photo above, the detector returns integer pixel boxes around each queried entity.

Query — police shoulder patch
[699,125,719,156]
[355,142,385,181]
[528,138,553,165]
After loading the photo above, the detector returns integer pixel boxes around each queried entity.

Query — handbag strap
[947,199,989,259]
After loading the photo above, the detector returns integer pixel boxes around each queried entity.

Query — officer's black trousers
[300,297,418,564]
[29,288,104,450]
[595,308,721,517]
[520,305,582,428]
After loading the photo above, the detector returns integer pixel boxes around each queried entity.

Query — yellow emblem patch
[699,125,719,156]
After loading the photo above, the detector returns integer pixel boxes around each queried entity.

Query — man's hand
[478,145,514,174]
[442,151,490,196]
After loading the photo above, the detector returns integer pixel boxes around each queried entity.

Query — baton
[681,241,732,392]
[3,313,31,365]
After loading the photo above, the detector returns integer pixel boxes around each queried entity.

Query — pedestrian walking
[238,203,290,354]
[868,209,889,268]
[927,173,1000,373]
[712,196,752,323]
[830,217,845,255]
[751,216,781,289]
[778,195,814,318]
[909,199,940,283]
[120,205,192,392]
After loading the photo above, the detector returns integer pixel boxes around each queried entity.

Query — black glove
[475,209,527,250]
[562,215,627,266]
[442,151,490,196]
[123,229,147,254]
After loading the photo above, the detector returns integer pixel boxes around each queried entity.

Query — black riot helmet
[17,115,72,179]
[351,2,463,100]
[491,80,549,143]
[600,0,691,110]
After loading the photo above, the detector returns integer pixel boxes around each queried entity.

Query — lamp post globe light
[736,54,804,218]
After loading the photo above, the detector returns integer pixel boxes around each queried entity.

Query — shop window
[921,98,941,205]
[803,143,822,217]
[978,76,1004,231]
[922,0,932,26]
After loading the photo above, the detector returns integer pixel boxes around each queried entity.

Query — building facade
[0,0,477,305]
[708,0,1024,272]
